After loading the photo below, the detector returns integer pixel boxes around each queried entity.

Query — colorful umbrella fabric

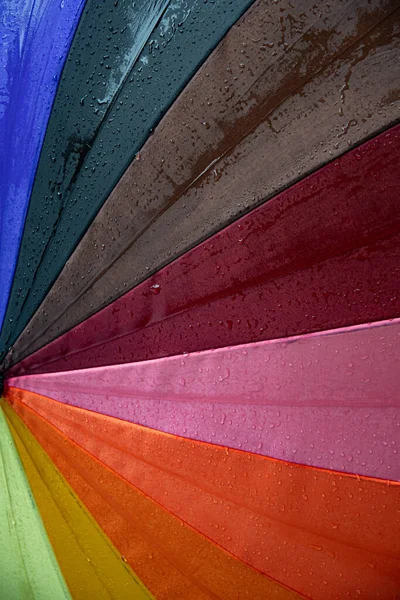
[1,0,400,599]
[0,0,86,329]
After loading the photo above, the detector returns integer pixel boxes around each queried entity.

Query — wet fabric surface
[3,403,154,600]
[8,0,400,364]
[8,125,400,376]
[6,390,400,600]
[0,0,255,363]
[0,403,71,600]
[0,0,86,329]
[6,394,301,600]
[1,2,399,598]
[7,318,400,480]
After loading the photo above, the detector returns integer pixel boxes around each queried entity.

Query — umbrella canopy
[1,0,399,598]
[0,0,86,329]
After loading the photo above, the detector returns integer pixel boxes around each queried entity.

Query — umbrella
[1,0,400,598]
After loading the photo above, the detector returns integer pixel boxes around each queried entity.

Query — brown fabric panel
[7,0,400,369]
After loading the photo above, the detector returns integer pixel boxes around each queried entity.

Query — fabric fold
[6,0,400,367]
[7,124,400,376]
[0,0,87,328]
[0,402,71,600]
[7,318,400,480]
[5,395,302,600]
[6,389,400,600]
[0,0,256,362]
[3,402,154,600]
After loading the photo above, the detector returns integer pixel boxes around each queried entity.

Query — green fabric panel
[0,0,255,360]
[0,402,71,600]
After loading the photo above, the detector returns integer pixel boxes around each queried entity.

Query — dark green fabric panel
[0,0,255,360]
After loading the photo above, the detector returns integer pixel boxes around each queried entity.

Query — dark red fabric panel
[9,125,400,376]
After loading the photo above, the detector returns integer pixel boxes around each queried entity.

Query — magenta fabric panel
[8,124,400,377]
[8,318,400,480]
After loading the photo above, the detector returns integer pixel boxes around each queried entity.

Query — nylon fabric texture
[0,402,71,600]
[7,0,400,366]
[8,124,400,377]
[6,393,304,600]
[3,403,155,600]
[7,318,400,480]
[0,0,87,328]
[0,0,256,362]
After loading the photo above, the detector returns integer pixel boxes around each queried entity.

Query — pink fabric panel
[8,318,400,480]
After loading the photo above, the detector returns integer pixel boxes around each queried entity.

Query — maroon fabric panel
[9,125,400,376]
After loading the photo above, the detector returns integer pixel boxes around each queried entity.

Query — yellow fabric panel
[4,403,153,600]
[0,404,71,600]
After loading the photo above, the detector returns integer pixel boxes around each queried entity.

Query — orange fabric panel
[6,390,303,600]
[7,387,400,600]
